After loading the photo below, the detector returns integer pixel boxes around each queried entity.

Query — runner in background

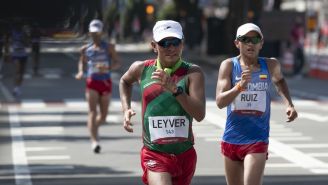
[75,19,121,154]
[4,20,30,98]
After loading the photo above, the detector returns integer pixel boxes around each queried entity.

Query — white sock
[92,141,100,149]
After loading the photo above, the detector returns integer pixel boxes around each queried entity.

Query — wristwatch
[172,86,184,97]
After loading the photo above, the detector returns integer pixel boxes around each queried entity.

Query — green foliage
[157,2,177,20]
[104,3,119,25]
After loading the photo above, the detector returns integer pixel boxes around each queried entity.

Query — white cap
[236,23,263,39]
[89,19,103,33]
[153,20,183,42]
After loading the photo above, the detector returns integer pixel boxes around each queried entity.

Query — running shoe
[92,142,101,154]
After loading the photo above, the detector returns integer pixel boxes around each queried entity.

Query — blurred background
[1,1,328,185]
[1,0,327,79]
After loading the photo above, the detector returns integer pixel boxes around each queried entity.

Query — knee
[89,110,97,117]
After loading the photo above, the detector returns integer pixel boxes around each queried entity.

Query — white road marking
[269,132,303,137]
[106,115,121,123]
[311,169,328,174]
[270,123,285,128]
[195,133,222,138]
[21,100,46,108]
[25,146,67,152]
[18,115,71,122]
[290,99,320,107]
[9,107,33,185]
[299,112,328,122]
[272,136,312,141]
[269,139,328,170]
[22,126,64,135]
[268,153,280,158]
[269,128,294,132]
[308,153,328,157]
[265,163,299,168]
[64,99,87,108]
[288,144,328,148]
[27,155,71,161]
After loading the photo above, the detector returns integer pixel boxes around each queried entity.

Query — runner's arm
[119,61,144,132]
[108,43,121,70]
[267,57,298,122]
[216,59,242,109]
[175,65,206,122]
[75,46,87,80]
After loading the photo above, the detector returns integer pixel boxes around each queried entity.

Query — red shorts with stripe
[86,78,112,96]
[221,141,268,161]
[141,146,197,185]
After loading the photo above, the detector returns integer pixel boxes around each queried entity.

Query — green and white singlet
[140,59,194,154]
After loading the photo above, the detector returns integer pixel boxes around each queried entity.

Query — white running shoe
[92,142,101,154]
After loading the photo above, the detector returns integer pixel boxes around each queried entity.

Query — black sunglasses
[157,38,182,48]
[237,36,262,44]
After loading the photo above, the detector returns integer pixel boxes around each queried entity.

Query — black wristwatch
[172,86,184,97]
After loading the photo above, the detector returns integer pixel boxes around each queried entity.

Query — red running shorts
[221,141,268,161]
[141,146,197,185]
[86,78,112,96]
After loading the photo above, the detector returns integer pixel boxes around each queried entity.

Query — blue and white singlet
[85,41,111,80]
[223,57,272,144]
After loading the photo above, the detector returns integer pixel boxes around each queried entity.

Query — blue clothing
[11,29,28,58]
[223,57,272,144]
[85,41,111,80]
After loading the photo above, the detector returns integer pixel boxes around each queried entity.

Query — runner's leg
[243,153,266,185]
[147,171,172,185]
[223,156,244,185]
[14,59,26,87]
[97,93,111,126]
[86,89,100,143]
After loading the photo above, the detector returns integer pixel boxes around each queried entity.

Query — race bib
[89,61,109,73]
[148,116,189,144]
[232,91,266,115]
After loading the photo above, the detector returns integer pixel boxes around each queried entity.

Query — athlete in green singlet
[119,20,205,185]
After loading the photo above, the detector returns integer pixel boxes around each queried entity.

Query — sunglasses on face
[237,36,262,44]
[157,38,182,48]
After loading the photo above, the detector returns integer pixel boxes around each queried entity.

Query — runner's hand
[240,66,252,88]
[151,69,176,93]
[286,106,298,122]
[123,109,136,132]
[75,71,84,80]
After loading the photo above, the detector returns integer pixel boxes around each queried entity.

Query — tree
[224,0,263,55]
